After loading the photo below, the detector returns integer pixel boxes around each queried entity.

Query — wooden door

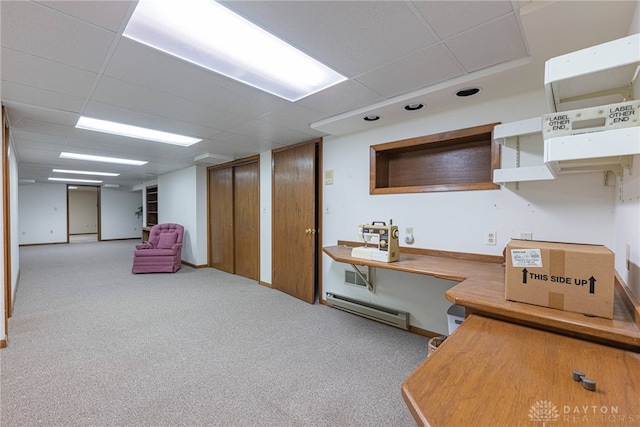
[234,162,259,280]
[209,167,234,273]
[272,142,317,303]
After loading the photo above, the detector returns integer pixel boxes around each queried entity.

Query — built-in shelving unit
[544,33,639,113]
[146,185,158,227]
[494,33,640,186]
[544,127,639,176]
[492,117,555,185]
[371,122,500,194]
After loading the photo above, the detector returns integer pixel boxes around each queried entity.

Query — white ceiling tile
[15,146,62,163]
[297,79,384,116]
[34,0,134,32]
[445,14,528,73]
[413,1,515,39]
[1,82,86,113]
[90,76,251,132]
[259,105,327,137]
[104,38,291,117]
[11,129,69,146]
[0,0,116,72]
[1,48,97,98]
[356,44,465,98]
[228,120,318,146]
[220,1,438,77]
[81,100,225,142]
[3,103,79,131]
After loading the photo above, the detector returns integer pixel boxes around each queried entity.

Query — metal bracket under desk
[351,264,375,293]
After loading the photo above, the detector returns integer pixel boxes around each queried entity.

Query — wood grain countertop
[323,244,640,351]
[401,314,640,427]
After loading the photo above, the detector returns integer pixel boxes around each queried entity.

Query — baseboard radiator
[326,293,409,330]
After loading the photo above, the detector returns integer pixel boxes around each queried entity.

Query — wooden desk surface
[402,315,640,427]
[323,244,640,351]
[322,244,504,282]
[446,274,640,351]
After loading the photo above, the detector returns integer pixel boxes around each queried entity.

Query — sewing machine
[351,221,400,263]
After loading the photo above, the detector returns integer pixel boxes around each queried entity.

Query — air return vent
[326,293,409,330]
[344,269,368,287]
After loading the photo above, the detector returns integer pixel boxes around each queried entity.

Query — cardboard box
[505,239,615,319]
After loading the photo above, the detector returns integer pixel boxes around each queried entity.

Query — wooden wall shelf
[370,123,501,194]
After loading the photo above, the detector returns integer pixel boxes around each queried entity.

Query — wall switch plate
[486,230,497,246]
[324,170,334,185]
[520,232,533,240]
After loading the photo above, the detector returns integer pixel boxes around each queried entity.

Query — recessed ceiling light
[76,116,201,146]
[48,177,103,184]
[455,87,481,97]
[363,115,381,122]
[123,0,346,102]
[60,152,148,166]
[52,169,120,177]
[404,103,424,111]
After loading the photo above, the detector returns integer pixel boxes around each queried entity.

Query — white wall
[618,0,640,298]
[322,88,619,334]
[158,165,208,266]
[614,155,640,298]
[100,188,142,240]
[18,183,144,244]
[18,183,68,244]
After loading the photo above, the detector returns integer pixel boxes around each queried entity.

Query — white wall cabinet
[544,33,639,113]
[494,33,640,186]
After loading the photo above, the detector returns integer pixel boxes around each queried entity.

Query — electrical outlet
[520,232,533,240]
[485,230,497,246]
[405,227,414,245]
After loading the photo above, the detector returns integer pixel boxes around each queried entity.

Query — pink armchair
[132,223,184,273]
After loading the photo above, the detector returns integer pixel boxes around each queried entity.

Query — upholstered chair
[132,223,184,273]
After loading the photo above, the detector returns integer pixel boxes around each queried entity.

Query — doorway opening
[67,185,100,243]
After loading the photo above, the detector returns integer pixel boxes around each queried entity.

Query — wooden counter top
[402,314,640,427]
[322,244,504,282]
[323,244,640,351]
[446,274,640,351]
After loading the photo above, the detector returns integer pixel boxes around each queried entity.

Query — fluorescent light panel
[53,169,120,177]
[76,117,201,146]
[123,0,346,102]
[49,177,103,184]
[60,152,148,166]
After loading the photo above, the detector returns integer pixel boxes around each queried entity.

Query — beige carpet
[1,240,428,426]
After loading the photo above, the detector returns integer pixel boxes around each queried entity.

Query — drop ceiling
[1,1,636,188]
